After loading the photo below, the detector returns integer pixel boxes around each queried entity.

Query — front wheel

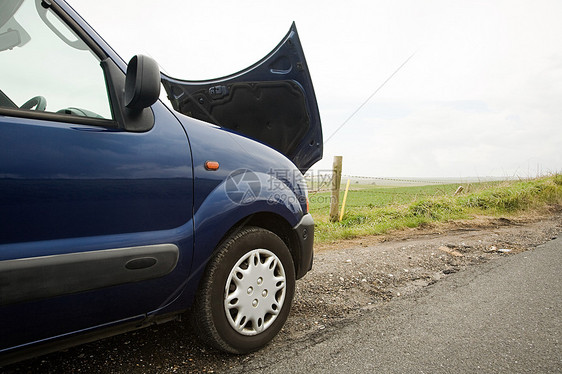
[191,226,295,354]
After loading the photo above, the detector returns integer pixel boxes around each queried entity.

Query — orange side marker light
[205,161,220,171]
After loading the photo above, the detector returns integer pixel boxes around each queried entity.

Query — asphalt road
[234,237,562,374]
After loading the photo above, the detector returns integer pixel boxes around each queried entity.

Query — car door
[0,0,193,352]
[161,23,323,172]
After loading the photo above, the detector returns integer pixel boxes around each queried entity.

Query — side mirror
[124,54,161,111]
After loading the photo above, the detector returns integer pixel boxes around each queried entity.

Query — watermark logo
[225,169,261,205]
[224,168,336,207]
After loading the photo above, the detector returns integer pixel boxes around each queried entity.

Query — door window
[0,0,112,119]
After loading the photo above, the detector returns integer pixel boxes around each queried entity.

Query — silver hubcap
[224,249,286,336]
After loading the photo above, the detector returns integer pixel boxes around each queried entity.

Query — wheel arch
[245,212,303,277]
[215,212,304,280]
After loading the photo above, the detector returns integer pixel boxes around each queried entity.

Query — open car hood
[161,23,322,172]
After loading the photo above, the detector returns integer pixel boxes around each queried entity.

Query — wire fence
[303,171,521,214]
[304,171,513,193]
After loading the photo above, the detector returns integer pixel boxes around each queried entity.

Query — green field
[310,175,562,243]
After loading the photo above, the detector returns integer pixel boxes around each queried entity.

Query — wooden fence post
[329,156,343,222]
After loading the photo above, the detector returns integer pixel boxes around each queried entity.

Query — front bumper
[292,213,314,279]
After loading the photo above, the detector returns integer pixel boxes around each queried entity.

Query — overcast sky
[71,0,562,178]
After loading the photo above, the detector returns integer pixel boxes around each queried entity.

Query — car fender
[192,170,303,265]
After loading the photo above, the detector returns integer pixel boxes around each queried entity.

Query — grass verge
[310,174,562,243]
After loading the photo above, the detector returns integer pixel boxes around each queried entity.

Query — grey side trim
[0,244,179,306]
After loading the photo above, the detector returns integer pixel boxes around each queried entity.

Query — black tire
[191,226,295,354]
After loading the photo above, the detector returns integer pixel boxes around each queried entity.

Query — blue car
[0,0,322,365]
